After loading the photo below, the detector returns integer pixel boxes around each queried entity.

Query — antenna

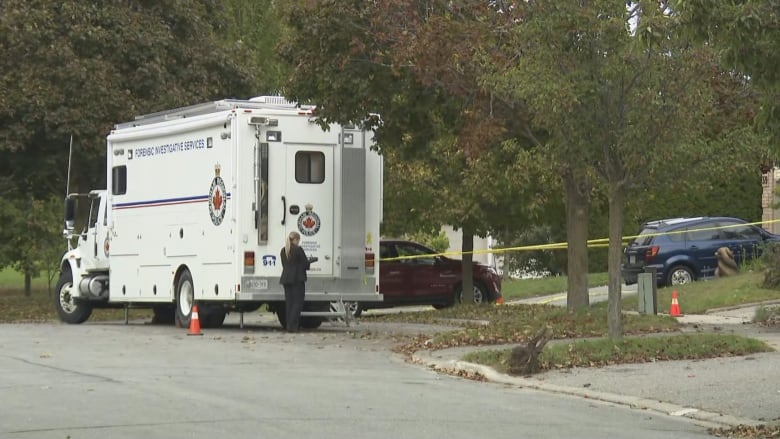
[65,135,73,197]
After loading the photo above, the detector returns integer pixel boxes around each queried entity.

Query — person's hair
[284,231,301,258]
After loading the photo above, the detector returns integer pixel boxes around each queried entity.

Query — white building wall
[441,225,497,268]
[761,168,780,234]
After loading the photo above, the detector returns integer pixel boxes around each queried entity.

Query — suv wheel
[456,282,488,304]
[667,265,694,286]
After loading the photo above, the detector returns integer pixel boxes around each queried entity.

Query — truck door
[286,145,334,276]
[81,192,110,272]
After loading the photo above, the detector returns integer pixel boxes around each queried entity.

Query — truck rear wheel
[174,270,194,329]
[300,302,327,329]
[54,268,92,324]
[152,305,175,325]
[200,305,227,328]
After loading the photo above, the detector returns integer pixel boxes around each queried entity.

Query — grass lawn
[0,268,152,323]
[0,267,50,290]
[619,270,780,314]
[500,272,609,301]
[462,333,773,374]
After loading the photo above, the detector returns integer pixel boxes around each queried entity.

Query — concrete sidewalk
[412,304,780,428]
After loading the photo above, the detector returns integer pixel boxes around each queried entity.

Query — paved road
[0,319,714,439]
[415,298,780,426]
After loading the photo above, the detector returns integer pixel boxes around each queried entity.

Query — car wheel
[666,265,694,286]
[456,282,489,304]
[53,268,93,324]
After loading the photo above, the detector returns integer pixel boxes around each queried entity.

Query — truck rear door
[285,145,334,276]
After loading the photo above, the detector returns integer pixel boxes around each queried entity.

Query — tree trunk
[607,182,626,339]
[564,173,590,310]
[460,228,475,304]
[24,272,32,297]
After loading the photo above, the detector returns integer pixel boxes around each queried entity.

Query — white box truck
[56,96,383,329]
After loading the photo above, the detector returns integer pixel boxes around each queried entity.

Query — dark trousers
[283,282,305,332]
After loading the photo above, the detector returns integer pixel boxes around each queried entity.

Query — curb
[411,349,766,429]
[704,299,780,314]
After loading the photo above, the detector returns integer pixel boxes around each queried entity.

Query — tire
[330,301,362,318]
[54,268,93,324]
[666,265,694,286]
[456,282,489,305]
[200,305,227,328]
[174,270,194,329]
[299,317,323,329]
[271,302,287,328]
[152,305,175,325]
[300,302,327,329]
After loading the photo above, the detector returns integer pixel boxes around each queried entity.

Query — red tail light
[365,251,375,274]
[644,246,659,261]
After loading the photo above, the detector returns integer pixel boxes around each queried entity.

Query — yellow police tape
[380,218,780,262]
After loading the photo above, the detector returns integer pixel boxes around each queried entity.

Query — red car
[344,239,502,317]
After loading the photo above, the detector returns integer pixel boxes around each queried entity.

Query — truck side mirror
[64,197,76,232]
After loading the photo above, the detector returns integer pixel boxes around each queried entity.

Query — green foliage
[673,0,780,143]
[0,1,261,273]
[278,1,540,242]
[0,0,257,197]
[219,0,287,93]
[402,230,450,254]
[0,195,63,293]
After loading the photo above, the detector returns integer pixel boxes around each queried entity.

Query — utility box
[637,270,657,315]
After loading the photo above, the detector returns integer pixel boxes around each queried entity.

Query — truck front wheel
[174,270,194,329]
[54,269,92,324]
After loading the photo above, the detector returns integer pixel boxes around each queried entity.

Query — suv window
[686,222,720,241]
[634,227,657,246]
[666,228,686,242]
[719,220,762,240]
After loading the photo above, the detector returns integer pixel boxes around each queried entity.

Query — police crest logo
[297,203,321,236]
[209,163,227,226]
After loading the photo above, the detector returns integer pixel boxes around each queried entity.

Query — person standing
[279,231,311,332]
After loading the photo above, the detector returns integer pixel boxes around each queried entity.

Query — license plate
[629,255,636,264]
[247,279,268,290]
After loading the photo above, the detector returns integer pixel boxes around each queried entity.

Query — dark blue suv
[621,217,780,287]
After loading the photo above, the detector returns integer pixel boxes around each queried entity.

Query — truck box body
[57,97,382,327]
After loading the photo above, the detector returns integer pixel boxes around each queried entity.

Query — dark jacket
[279,245,310,285]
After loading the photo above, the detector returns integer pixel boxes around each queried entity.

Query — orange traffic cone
[495,296,505,305]
[187,304,203,336]
[669,291,682,317]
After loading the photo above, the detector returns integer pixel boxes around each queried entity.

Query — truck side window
[295,151,325,184]
[112,165,127,195]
